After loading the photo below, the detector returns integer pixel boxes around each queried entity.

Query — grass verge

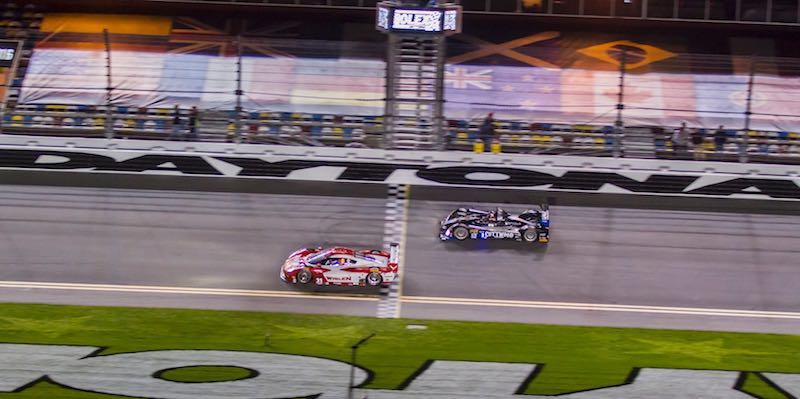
[0,303,798,398]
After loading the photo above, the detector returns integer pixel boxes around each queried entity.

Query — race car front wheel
[296,269,313,284]
[522,229,538,243]
[366,272,383,286]
[452,226,469,241]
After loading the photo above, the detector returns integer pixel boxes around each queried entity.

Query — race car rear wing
[389,243,399,265]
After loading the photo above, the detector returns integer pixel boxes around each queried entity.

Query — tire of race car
[452,226,469,241]
[365,272,383,286]
[296,269,313,284]
[522,229,538,243]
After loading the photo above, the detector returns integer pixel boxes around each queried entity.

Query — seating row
[3,108,369,145]
[10,105,384,127]
[4,105,800,159]
[447,119,614,135]
[653,128,800,156]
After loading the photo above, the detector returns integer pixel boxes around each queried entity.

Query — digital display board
[376,3,462,34]
[392,9,442,32]
[0,40,19,68]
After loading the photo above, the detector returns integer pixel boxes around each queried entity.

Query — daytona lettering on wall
[1,149,799,200]
[0,344,798,398]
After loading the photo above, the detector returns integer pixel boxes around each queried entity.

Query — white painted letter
[55,350,367,399]
[0,344,99,392]
[762,373,800,397]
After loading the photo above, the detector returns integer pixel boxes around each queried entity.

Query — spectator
[248,123,260,143]
[187,106,199,140]
[671,122,689,157]
[442,127,454,148]
[136,107,147,130]
[170,105,183,140]
[690,128,705,160]
[478,112,495,149]
[713,125,727,153]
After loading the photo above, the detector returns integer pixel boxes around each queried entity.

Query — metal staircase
[197,110,233,142]
[622,127,657,158]
[384,36,446,150]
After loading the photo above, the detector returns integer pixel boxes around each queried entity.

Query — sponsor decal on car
[480,231,516,239]
[1,149,799,200]
[0,343,797,398]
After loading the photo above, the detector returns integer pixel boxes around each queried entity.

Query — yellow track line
[2,280,798,319]
[0,281,377,301]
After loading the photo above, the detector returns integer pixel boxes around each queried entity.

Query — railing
[5,104,800,164]
[653,127,800,164]
[0,104,617,154]
[1,105,381,147]
[2,9,800,164]
[84,0,800,25]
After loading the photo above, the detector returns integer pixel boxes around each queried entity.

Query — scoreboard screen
[0,41,19,68]
[376,3,462,34]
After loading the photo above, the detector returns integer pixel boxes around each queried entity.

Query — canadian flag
[559,69,611,122]
[606,72,665,125]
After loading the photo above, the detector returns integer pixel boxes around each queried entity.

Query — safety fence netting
[2,12,799,134]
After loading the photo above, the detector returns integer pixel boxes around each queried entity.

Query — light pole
[613,49,627,158]
[348,332,376,399]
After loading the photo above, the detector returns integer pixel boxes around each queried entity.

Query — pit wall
[0,135,798,213]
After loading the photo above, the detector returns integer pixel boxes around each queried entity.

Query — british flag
[445,67,493,90]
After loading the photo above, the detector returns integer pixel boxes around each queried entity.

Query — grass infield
[0,303,798,398]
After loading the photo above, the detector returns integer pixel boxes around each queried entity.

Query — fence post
[103,28,114,139]
[740,55,756,163]
[234,36,243,143]
[613,49,626,158]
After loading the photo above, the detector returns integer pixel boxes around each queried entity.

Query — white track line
[1,280,799,320]
[402,296,800,319]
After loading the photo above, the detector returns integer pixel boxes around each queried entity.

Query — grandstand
[34,0,800,25]
[0,1,799,163]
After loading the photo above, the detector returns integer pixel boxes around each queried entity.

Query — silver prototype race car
[439,206,550,243]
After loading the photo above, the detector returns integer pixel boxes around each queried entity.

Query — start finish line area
[0,303,797,399]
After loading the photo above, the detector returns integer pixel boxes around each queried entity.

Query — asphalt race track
[1,184,799,334]
[404,200,800,333]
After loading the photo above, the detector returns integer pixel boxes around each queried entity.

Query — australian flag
[444,64,561,121]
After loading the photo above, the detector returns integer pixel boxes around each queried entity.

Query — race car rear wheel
[365,272,383,286]
[296,269,313,284]
[452,226,469,241]
[522,229,538,243]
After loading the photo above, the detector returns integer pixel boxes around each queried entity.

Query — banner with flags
[751,75,800,131]
[692,74,748,130]
[14,12,800,130]
[19,48,385,115]
[444,65,560,120]
[19,13,386,115]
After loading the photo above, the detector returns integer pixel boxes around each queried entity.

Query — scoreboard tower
[376,1,462,149]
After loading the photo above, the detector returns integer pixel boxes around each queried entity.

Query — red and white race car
[280,244,399,287]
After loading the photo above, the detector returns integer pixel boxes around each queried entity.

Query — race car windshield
[324,257,354,267]
[445,210,460,221]
[305,250,331,264]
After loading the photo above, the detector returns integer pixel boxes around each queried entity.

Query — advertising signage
[0,40,19,68]
[376,3,462,34]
